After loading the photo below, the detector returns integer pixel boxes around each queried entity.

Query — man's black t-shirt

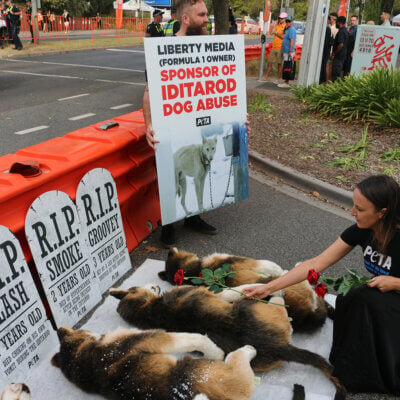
[341,224,400,277]
[333,26,348,61]
[146,22,165,37]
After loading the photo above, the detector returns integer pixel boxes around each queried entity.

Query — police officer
[6,0,22,50]
[163,6,179,36]
[146,9,165,37]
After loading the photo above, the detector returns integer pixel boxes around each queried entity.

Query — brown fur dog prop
[51,326,257,400]
[160,248,331,332]
[110,285,346,400]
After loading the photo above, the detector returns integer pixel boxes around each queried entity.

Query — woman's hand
[368,275,400,292]
[241,284,271,299]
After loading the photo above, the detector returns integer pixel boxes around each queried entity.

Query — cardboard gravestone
[76,168,131,293]
[25,191,102,328]
[0,226,57,386]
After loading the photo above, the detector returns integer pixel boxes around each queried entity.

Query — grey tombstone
[76,168,131,293]
[25,191,102,328]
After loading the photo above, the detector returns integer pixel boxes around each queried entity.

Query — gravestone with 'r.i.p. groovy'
[76,168,131,293]
[0,226,58,387]
[25,191,102,328]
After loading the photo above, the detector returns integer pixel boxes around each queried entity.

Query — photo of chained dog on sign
[144,35,249,225]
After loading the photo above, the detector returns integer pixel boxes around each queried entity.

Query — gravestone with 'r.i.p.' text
[0,226,58,386]
[76,168,131,294]
[25,191,102,328]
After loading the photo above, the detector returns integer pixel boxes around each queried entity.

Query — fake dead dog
[160,248,331,332]
[174,136,217,215]
[51,326,257,400]
[110,285,346,400]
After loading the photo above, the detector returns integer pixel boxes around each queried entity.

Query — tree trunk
[212,0,229,34]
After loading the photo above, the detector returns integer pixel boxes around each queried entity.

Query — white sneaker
[277,83,291,88]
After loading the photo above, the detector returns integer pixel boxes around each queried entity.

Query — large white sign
[0,226,57,386]
[25,191,102,328]
[144,35,249,225]
[351,25,400,76]
[76,169,131,294]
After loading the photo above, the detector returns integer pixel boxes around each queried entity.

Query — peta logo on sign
[364,245,392,271]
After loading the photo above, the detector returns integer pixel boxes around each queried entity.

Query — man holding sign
[143,0,218,248]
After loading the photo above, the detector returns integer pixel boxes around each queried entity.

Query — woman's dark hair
[356,175,400,253]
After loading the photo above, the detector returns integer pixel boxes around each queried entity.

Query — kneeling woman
[243,174,400,395]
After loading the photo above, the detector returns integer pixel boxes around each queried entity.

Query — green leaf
[342,285,351,296]
[337,281,348,295]
[191,278,203,285]
[222,263,232,273]
[203,277,215,286]
[227,272,236,278]
[208,284,220,293]
[201,268,213,277]
[213,287,223,294]
[214,268,224,279]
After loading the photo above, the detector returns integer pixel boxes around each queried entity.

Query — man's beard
[186,25,206,35]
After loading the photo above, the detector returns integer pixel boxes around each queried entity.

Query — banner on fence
[25,191,102,328]
[144,34,249,225]
[76,169,131,294]
[351,25,400,76]
[0,226,57,386]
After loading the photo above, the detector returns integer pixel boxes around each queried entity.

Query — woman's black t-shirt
[340,224,400,277]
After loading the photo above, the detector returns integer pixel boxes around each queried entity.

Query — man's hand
[368,275,400,292]
[145,124,159,151]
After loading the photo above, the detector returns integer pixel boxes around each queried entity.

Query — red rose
[314,283,328,298]
[307,269,321,286]
[174,269,184,286]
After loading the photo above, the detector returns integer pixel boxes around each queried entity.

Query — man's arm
[142,85,158,150]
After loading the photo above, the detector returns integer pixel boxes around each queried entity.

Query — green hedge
[291,68,400,128]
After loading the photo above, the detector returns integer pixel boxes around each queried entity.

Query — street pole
[258,0,271,81]
[297,0,330,86]
[31,0,39,44]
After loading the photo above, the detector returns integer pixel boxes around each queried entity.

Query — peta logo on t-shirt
[363,245,391,275]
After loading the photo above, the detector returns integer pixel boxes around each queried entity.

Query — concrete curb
[249,150,353,209]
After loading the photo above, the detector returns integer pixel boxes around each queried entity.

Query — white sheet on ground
[21,258,337,400]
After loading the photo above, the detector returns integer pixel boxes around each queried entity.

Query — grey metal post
[297,0,330,86]
[31,0,39,44]
[258,21,269,81]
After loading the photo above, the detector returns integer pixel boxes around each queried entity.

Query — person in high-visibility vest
[163,6,180,36]
[146,9,165,37]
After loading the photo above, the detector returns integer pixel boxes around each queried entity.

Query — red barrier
[245,43,302,61]
[0,111,160,264]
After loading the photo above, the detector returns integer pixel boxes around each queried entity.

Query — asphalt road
[0,47,147,156]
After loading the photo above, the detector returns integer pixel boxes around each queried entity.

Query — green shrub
[291,68,400,127]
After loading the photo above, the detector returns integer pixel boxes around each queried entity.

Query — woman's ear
[379,208,387,219]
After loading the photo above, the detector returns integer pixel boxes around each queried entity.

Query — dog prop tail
[158,271,168,281]
[292,384,305,400]
[325,300,336,320]
[278,344,346,400]
[109,288,129,299]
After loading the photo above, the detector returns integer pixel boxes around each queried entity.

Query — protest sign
[144,35,248,225]
[351,25,400,76]
[25,191,102,328]
[76,169,131,294]
[0,226,57,386]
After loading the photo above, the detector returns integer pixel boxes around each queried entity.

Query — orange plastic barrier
[0,111,160,265]
[245,44,302,61]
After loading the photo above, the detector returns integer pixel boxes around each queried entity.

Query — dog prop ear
[158,271,168,281]
[57,327,72,341]
[109,288,129,299]
[51,353,61,368]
